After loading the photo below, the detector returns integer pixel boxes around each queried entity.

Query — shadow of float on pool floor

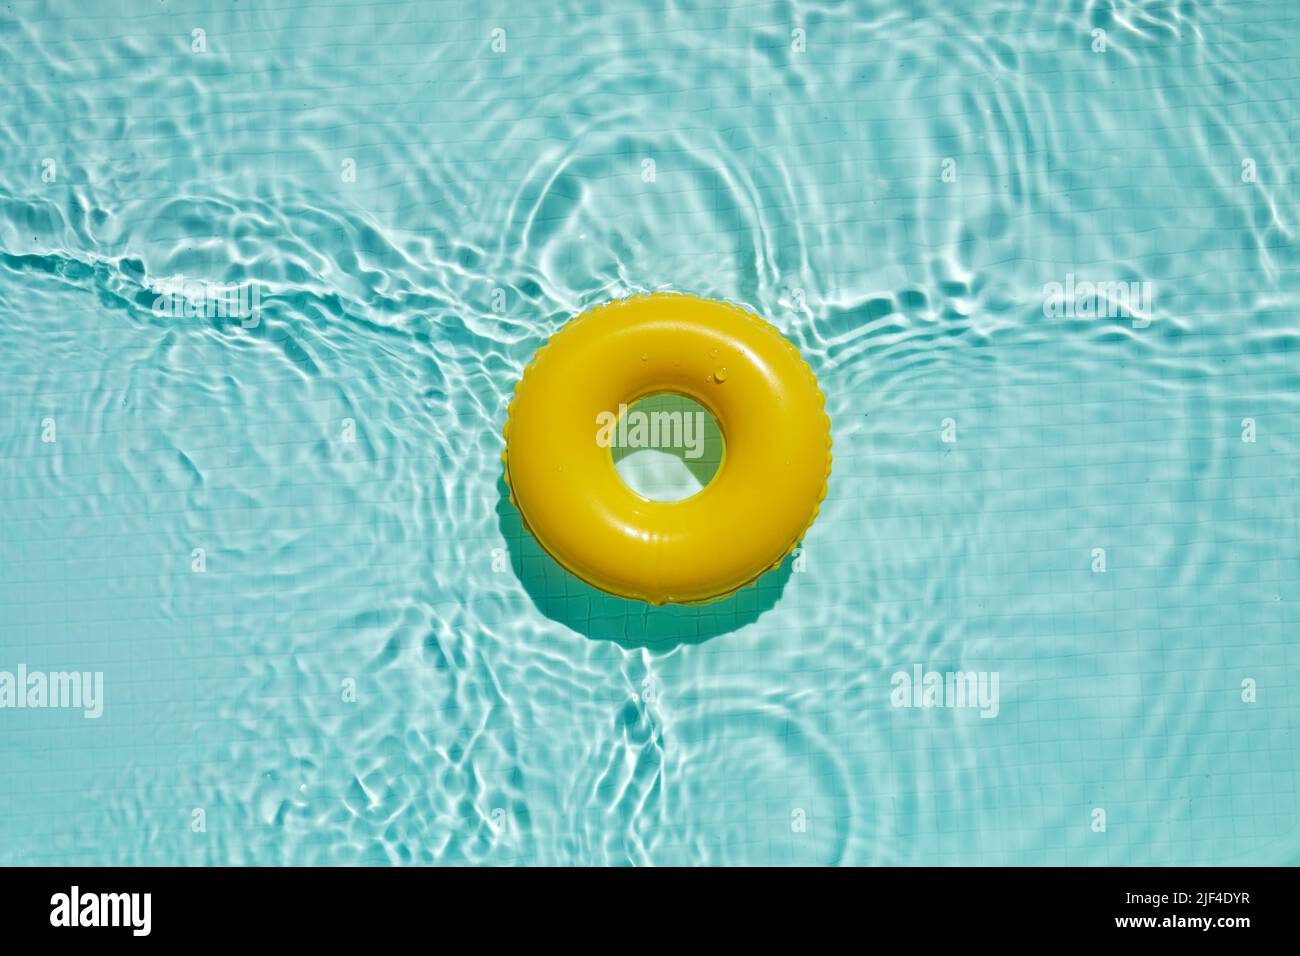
[495,476,792,650]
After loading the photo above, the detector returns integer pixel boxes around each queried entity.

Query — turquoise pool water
[1,1,1298,866]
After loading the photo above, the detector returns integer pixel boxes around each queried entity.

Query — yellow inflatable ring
[503,293,831,606]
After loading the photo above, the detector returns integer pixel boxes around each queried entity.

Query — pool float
[503,293,831,605]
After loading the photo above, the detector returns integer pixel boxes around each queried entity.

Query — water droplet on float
[641,353,648,362]
[714,367,729,383]
[709,348,719,358]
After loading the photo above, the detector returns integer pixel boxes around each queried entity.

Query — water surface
[0,0,1298,865]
